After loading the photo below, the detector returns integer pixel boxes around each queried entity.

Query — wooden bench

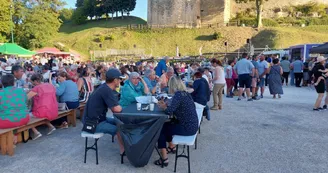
[0,109,76,156]
[77,102,86,120]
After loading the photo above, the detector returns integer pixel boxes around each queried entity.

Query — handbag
[82,119,98,134]
[79,78,90,102]
[58,102,68,111]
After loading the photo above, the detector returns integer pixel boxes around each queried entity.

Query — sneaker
[237,98,241,101]
[210,106,218,110]
[260,95,263,99]
[313,108,321,111]
[33,133,42,140]
[47,127,56,135]
[252,96,260,100]
[323,105,327,110]
[247,98,253,101]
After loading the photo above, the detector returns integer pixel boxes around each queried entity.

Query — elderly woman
[28,74,57,140]
[0,75,30,129]
[143,69,158,94]
[50,71,79,128]
[155,76,198,167]
[119,72,149,107]
[268,58,284,99]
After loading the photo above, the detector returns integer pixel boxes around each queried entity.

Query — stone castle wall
[147,0,201,28]
[148,0,328,27]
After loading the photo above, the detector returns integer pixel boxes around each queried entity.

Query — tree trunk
[112,13,114,20]
[256,0,263,28]
[121,11,124,19]
[116,11,118,17]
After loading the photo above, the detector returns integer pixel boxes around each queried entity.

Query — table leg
[71,109,77,127]
[0,133,8,155]
[7,132,14,156]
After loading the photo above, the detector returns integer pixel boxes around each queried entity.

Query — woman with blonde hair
[155,76,198,167]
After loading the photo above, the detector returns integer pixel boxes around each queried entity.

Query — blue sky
[65,0,148,20]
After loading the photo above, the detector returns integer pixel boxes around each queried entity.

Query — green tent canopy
[0,43,36,57]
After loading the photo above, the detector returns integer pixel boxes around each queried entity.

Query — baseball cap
[106,68,126,80]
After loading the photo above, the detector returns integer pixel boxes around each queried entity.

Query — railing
[93,49,146,58]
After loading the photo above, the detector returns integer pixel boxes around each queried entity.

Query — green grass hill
[50,16,328,61]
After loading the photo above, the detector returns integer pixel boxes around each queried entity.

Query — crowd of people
[0,52,327,164]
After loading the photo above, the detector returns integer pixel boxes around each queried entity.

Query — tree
[83,0,97,20]
[0,0,12,42]
[102,0,115,20]
[59,8,74,23]
[72,7,88,25]
[76,0,84,7]
[235,0,268,28]
[122,0,136,16]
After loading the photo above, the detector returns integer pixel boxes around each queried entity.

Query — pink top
[31,83,58,120]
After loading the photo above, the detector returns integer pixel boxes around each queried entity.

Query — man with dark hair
[11,65,25,88]
[83,68,126,155]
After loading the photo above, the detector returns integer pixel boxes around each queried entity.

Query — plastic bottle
[156,82,161,94]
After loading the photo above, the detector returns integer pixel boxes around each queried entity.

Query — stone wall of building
[233,0,328,18]
[148,0,201,28]
[200,0,227,25]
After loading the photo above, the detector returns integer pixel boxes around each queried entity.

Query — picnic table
[114,103,167,167]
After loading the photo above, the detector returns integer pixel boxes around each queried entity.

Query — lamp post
[10,4,14,43]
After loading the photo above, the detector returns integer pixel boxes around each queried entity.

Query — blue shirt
[234,58,254,75]
[119,80,145,107]
[15,78,26,88]
[155,59,167,77]
[292,60,304,73]
[258,60,269,77]
[143,76,156,91]
[56,80,79,103]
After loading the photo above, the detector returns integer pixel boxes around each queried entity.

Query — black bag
[82,120,98,134]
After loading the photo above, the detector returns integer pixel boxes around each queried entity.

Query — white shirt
[43,70,50,80]
[202,74,209,83]
[213,66,226,84]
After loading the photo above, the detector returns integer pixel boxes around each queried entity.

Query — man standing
[83,68,126,155]
[257,55,269,98]
[280,56,291,86]
[155,56,169,77]
[234,53,255,101]
[291,58,304,87]
[251,55,259,99]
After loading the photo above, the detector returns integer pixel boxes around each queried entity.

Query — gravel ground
[1,86,328,173]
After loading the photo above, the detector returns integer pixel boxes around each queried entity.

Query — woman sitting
[119,72,149,107]
[0,75,30,129]
[77,67,94,103]
[50,71,79,128]
[191,72,211,120]
[27,74,57,140]
[156,76,199,167]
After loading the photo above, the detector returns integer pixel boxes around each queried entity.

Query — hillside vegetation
[50,17,328,61]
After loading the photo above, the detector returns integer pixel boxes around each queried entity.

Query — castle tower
[200,0,231,26]
[147,0,202,28]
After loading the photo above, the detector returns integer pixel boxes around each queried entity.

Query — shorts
[251,78,257,88]
[95,117,117,135]
[238,74,251,89]
[257,78,265,87]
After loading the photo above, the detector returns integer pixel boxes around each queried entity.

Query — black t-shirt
[312,64,325,82]
[83,83,119,123]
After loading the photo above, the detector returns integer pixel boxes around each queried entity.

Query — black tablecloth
[114,103,167,167]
